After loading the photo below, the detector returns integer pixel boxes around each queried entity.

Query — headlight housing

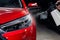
[0,14,32,32]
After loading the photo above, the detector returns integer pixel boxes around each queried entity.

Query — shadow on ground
[36,21,60,40]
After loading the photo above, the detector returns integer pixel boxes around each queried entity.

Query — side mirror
[28,3,38,7]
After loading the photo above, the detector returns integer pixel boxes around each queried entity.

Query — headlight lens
[0,14,32,32]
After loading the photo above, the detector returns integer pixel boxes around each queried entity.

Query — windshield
[0,0,22,8]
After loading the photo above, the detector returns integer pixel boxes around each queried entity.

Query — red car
[0,0,36,40]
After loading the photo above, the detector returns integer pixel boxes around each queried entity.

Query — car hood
[0,7,29,24]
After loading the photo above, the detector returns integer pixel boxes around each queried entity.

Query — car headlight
[0,14,32,32]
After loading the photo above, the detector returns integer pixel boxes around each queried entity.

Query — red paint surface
[0,8,28,24]
[0,0,36,40]
[2,21,36,40]
[28,3,38,7]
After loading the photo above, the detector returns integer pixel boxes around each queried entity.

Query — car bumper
[2,21,36,40]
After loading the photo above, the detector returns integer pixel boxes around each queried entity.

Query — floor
[32,12,60,40]
[36,24,60,40]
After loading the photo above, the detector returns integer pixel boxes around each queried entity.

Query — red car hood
[0,7,28,24]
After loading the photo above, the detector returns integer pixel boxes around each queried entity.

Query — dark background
[25,0,57,10]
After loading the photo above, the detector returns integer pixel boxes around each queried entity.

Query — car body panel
[0,0,36,40]
[2,20,36,40]
[0,8,28,24]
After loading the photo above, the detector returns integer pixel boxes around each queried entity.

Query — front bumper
[2,21,36,40]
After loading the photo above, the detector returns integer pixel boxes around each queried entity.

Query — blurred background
[25,0,60,40]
